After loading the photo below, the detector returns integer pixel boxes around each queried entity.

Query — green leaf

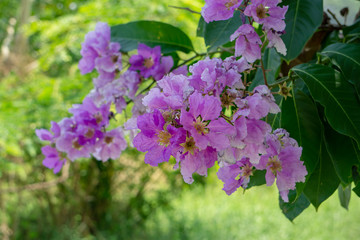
[199,11,243,52]
[281,89,322,175]
[320,43,360,96]
[343,18,360,40]
[338,184,351,210]
[280,0,323,61]
[279,191,310,221]
[303,138,340,210]
[323,121,359,186]
[353,182,360,197]
[111,21,194,54]
[249,48,281,90]
[246,170,266,189]
[292,63,360,149]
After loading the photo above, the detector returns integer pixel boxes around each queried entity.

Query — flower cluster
[202,0,288,60]
[134,57,306,202]
[36,97,127,173]
[37,22,174,173]
[37,0,308,203]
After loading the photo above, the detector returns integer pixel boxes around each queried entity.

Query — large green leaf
[292,64,360,149]
[303,139,340,210]
[197,11,243,52]
[280,0,323,61]
[281,89,322,175]
[111,21,194,54]
[323,121,359,186]
[249,48,281,90]
[320,43,360,96]
[279,191,310,221]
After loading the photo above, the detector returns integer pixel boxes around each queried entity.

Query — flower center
[112,55,119,63]
[144,58,154,69]
[267,155,282,175]
[225,0,237,10]
[104,136,114,144]
[156,130,172,146]
[72,139,83,150]
[94,112,103,124]
[180,136,198,155]
[85,128,95,139]
[256,4,268,19]
[193,117,209,135]
[241,164,254,179]
[221,92,236,108]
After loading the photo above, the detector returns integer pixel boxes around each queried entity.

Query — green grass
[137,173,360,240]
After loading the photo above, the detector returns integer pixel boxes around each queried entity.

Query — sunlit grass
[139,171,360,240]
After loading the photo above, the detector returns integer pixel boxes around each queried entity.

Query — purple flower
[93,128,127,161]
[98,70,140,109]
[180,92,233,151]
[36,121,61,142]
[133,109,185,166]
[179,146,217,184]
[255,131,307,202]
[201,0,242,23]
[172,65,188,76]
[234,85,280,119]
[129,44,162,78]
[230,24,262,63]
[266,30,287,55]
[69,97,110,128]
[244,0,288,32]
[55,132,92,161]
[41,146,66,174]
[143,73,193,110]
[217,158,254,195]
[153,56,174,81]
[78,22,122,75]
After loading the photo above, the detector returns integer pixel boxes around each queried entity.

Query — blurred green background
[0,0,360,239]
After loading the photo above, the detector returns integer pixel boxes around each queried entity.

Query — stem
[268,76,290,88]
[168,5,200,14]
[260,58,268,86]
[327,9,342,26]
[126,79,156,104]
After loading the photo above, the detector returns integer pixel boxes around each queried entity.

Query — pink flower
[255,130,307,202]
[244,0,288,32]
[180,92,233,151]
[79,22,122,75]
[93,128,127,161]
[201,0,242,23]
[133,110,185,166]
[230,24,262,63]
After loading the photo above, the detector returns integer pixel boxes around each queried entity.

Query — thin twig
[327,9,343,26]
[168,5,201,14]
[126,79,157,104]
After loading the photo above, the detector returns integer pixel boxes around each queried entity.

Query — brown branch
[0,163,69,193]
[327,9,343,27]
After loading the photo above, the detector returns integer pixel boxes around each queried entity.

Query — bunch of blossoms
[36,22,175,173]
[37,0,307,202]
[203,0,288,60]
[133,55,307,202]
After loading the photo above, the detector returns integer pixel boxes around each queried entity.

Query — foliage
[1,0,360,239]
